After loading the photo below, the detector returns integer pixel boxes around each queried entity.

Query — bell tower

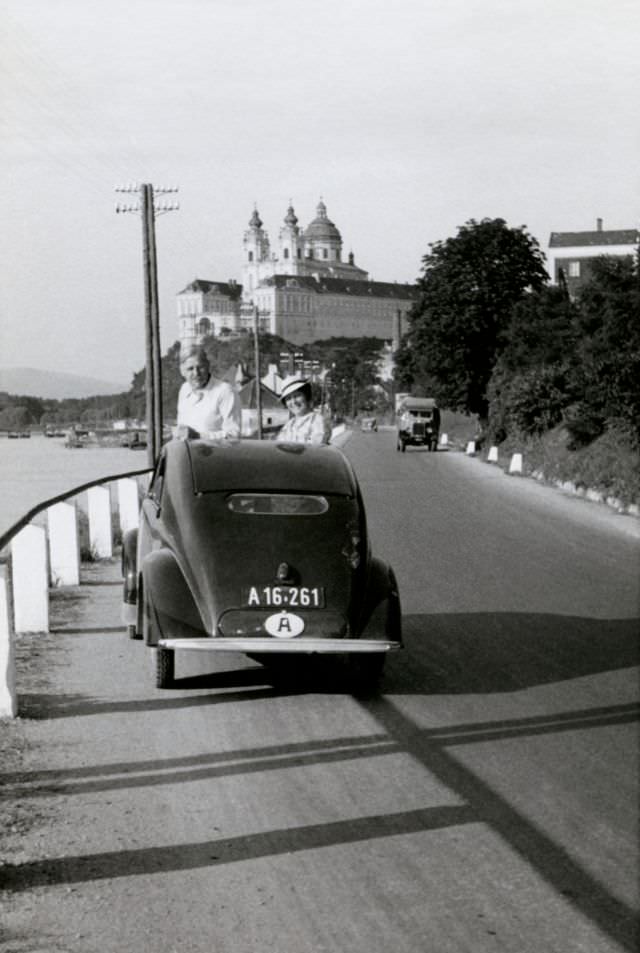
[277,203,303,274]
[242,206,271,296]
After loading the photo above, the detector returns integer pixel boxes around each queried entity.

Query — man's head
[180,346,210,390]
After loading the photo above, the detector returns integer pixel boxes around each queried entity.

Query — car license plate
[243,585,325,608]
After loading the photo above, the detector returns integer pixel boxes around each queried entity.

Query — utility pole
[253,305,263,439]
[116,182,179,465]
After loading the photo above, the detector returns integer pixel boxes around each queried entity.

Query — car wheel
[154,646,175,689]
[127,623,139,640]
[349,652,385,695]
[401,440,406,452]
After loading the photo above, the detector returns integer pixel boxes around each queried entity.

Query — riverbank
[0,435,149,537]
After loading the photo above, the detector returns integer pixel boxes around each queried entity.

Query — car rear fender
[121,529,139,605]
[358,557,402,644]
[142,550,206,642]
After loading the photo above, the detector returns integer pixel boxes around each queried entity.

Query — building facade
[548,218,639,295]
[177,200,418,349]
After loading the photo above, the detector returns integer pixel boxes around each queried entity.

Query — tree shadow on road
[385,612,640,694]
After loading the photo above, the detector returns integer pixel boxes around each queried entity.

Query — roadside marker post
[117,478,140,535]
[0,563,16,718]
[509,453,524,475]
[88,486,113,558]
[487,446,499,463]
[48,501,80,586]
[11,525,49,634]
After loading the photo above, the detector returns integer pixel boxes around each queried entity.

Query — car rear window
[227,493,328,515]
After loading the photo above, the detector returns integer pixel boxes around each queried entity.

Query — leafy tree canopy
[567,255,640,443]
[396,217,548,421]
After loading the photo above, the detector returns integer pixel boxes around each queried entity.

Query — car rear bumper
[157,638,401,654]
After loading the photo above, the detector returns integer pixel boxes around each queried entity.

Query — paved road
[2,432,638,953]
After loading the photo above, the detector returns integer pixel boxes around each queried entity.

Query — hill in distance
[0,367,129,400]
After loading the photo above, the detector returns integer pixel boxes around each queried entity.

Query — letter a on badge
[265,610,305,638]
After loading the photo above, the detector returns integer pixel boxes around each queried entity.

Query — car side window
[148,454,166,508]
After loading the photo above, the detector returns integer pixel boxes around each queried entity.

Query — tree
[486,284,578,441]
[566,255,640,445]
[0,405,32,430]
[396,218,548,425]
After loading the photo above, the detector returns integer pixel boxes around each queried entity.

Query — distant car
[396,397,440,452]
[122,439,402,690]
[360,417,378,432]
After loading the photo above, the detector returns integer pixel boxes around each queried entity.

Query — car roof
[399,397,437,410]
[169,439,357,495]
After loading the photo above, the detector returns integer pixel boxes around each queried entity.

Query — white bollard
[465,440,476,456]
[0,564,17,717]
[487,445,499,463]
[88,486,113,558]
[11,525,49,633]
[509,452,523,475]
[117,478,140,535]
[48,501,80,586]
[439,433,448,447]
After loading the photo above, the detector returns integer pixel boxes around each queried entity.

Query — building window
[568,261,581,278]
[248,251,254,262]
[297,248,302,259]
[284,248,289,259]
[323,249,328,259]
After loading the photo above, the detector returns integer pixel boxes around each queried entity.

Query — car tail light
[342,525,361,569]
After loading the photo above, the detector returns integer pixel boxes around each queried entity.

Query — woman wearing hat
[276,376,331,445]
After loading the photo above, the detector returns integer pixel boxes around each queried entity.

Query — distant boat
[7,432,19,439]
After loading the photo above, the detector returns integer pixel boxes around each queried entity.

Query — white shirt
[176,376,241,439]
[276,410,331,445]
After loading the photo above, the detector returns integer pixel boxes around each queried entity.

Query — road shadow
[385,612,640,694]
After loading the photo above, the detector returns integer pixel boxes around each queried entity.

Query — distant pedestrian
[174,346,241,440]
[276,376,331,445]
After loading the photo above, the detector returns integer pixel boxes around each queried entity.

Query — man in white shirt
[174,346,241,440]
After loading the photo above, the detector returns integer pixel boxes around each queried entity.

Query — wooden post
[147,185,163,456]
[141,184,157,465]
[253,306,263,439]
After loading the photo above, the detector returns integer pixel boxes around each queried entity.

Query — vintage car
[360,416,378,432]
[396,397,440,452]
[122,438,402,690]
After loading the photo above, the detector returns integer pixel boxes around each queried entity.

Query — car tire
[349,652,385,695]
[154,646,175,689]
[127,623,138,640]
[401,440,406,452]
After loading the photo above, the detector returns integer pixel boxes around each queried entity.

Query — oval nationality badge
[264,611,305,638]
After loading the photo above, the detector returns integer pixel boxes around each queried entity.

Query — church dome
[284,204,298,227]
[304,199,342,242]
[248,207,263,229]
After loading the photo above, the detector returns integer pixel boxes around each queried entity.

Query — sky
[1,0,638,389]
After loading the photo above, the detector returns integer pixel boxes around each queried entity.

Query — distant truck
[396,397,440,452]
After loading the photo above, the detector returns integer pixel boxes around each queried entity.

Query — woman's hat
[280,376,310,403]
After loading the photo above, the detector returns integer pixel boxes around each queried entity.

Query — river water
[0,434,151,538]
